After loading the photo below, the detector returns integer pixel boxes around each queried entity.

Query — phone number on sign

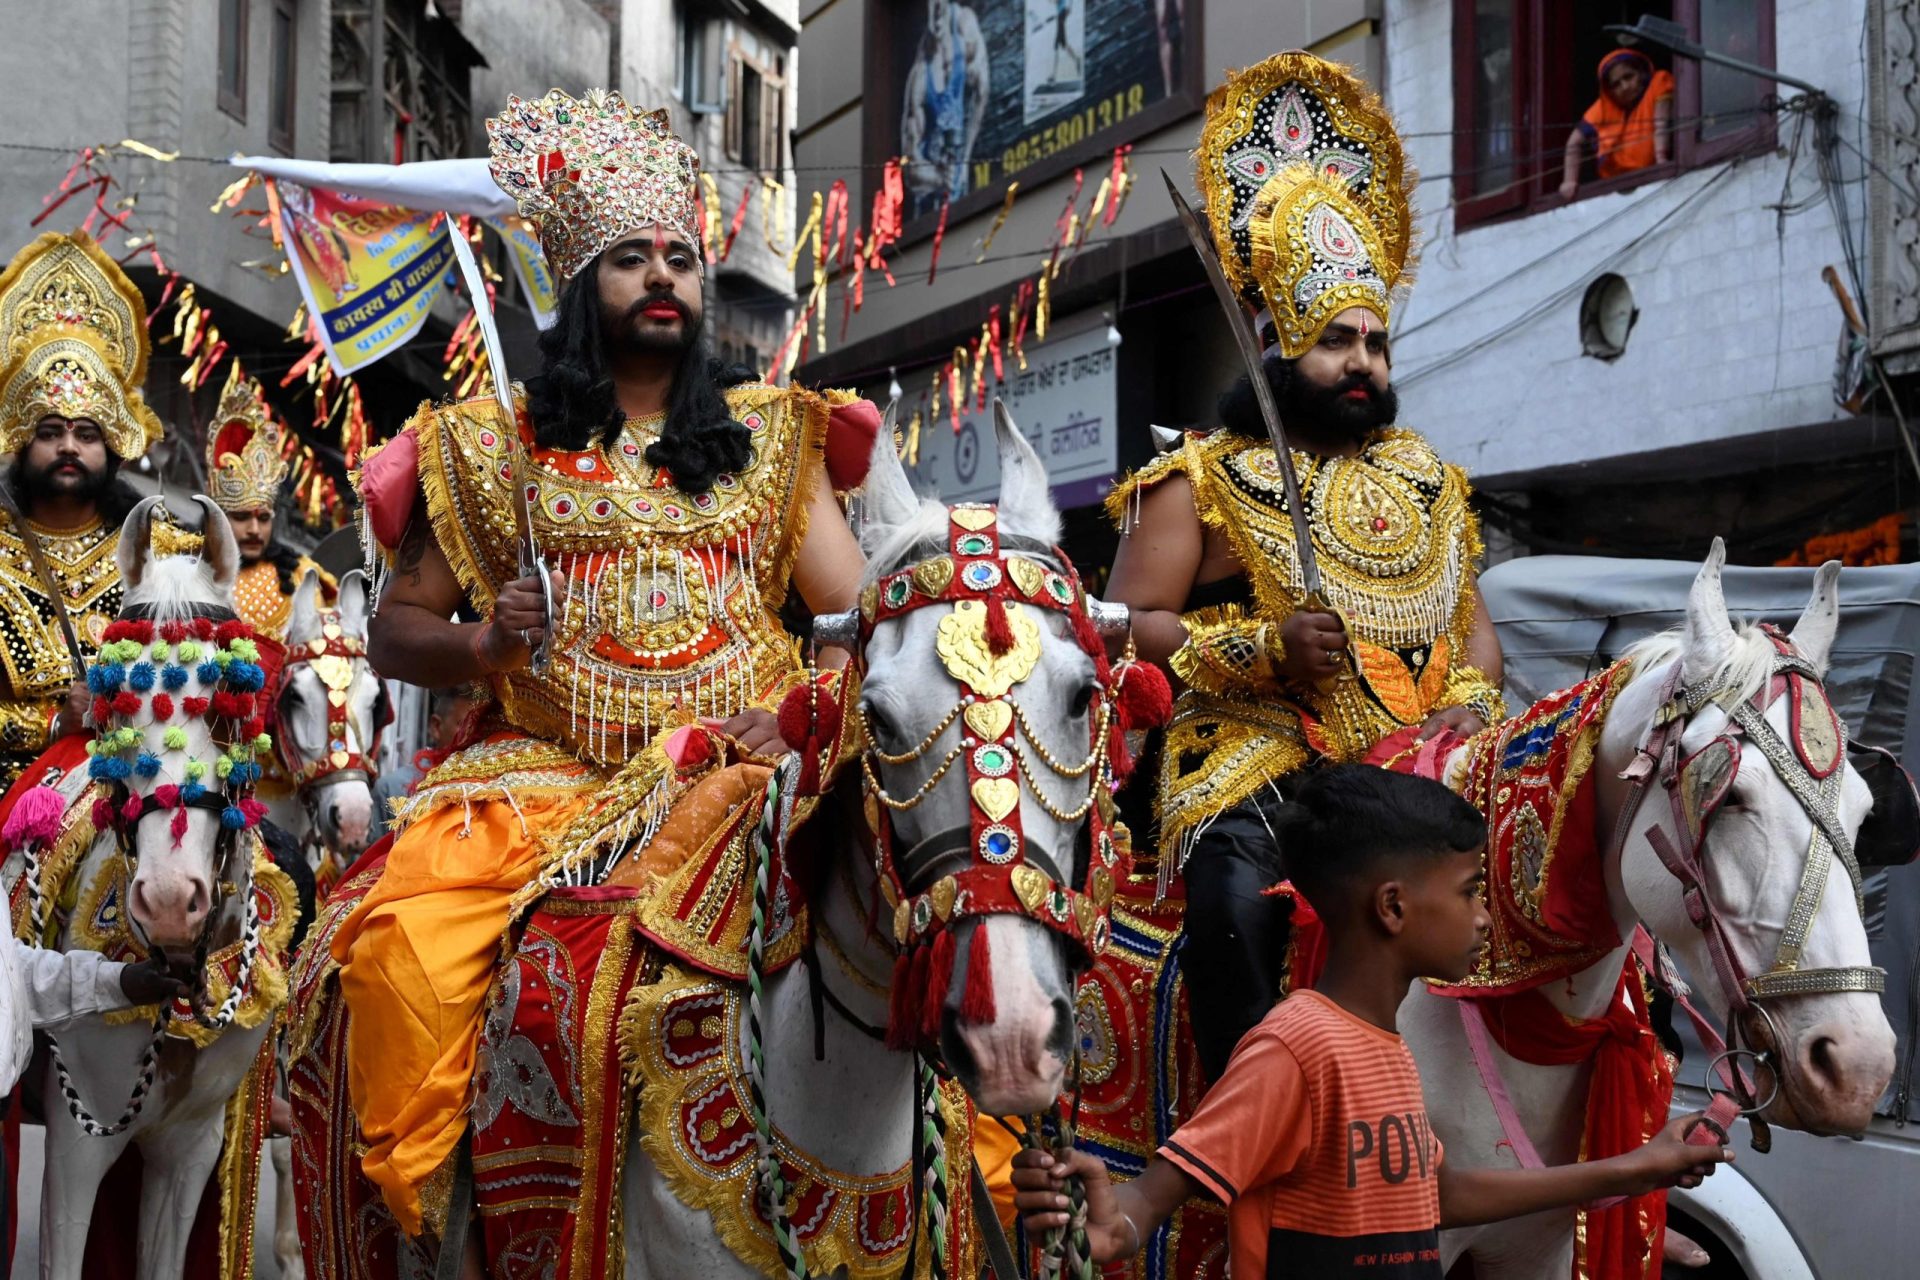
[997,85,1148,181]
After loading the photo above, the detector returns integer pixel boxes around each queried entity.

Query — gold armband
[1440,665,1506,727]
[1170,609,1284,696]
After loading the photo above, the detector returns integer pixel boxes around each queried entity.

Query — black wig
[524,257,755,494]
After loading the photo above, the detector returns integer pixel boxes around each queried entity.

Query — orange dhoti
[333,787,588,1236]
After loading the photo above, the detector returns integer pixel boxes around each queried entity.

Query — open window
[1452,0,1776,226]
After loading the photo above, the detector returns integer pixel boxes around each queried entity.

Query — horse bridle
[275,612,391,790]
[1617,627,1893,1143]
[838,505,1140,1053]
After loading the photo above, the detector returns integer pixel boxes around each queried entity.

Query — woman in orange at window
[1559,48,1675,199]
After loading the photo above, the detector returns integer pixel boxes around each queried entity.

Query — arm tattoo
[394,518,430,588]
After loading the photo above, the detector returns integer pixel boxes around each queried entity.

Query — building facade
[1384,0,1919,566]
[792,0,1386,572]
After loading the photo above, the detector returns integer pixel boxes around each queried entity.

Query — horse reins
[274,610,390,869]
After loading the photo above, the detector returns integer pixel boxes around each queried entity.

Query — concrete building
[613,0,801,374]
[792,0,1386,571]
[1382,0,1920,566]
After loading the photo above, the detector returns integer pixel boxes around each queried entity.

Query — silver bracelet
[1118,1209,1142,1255]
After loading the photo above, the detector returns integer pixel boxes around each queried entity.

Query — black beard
[19,454,111,503]
[607,292,701,358]
[1217,357,1399,448]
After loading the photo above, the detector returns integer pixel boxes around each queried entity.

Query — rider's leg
[1176,790,1294,1082]
[334,792,587,1237]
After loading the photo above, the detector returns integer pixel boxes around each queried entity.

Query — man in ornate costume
[335,89,875,1240]
[1105,52,1504,1080]
[0,232,167,794]
[203,366,338,642]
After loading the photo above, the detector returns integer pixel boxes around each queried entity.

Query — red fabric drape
[1472,962,1676,1280]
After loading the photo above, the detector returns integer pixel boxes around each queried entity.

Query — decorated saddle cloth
[1380,662,1679,1280]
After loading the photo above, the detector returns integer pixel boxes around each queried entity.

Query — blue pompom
[134,752,162,778]
[160,664,189,691]
[181,780,206,803]
[229,662,265,692]
[221,805,247,830]
[127,662,155,692]
[230,762,260,786]
[89,756,131,781]
[196,662,221,685]
[87,664,125,694]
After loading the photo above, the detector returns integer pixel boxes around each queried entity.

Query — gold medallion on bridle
[964,700,1014,742]
[1011,865,1049,914]
[935,600,1041,697]
[310,654,354,691]
[950,507,996,532]
[930,875,958,920]
[913,555,956,597]
[971,777,1020,823]
[1007,557,1045,597]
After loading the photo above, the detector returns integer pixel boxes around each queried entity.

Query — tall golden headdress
[485,88,704,282]
[1196,52,1415,359]
[205,366,289,513]
[0,231,164,460]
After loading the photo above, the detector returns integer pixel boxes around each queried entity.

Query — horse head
[841,405,1137,1115]
[107,495,269,953]
[1602,538,1897,1135]
[277,567,384,863]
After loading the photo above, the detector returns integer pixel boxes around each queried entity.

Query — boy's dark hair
[1279,764,1487,906]
[523,254,754,494]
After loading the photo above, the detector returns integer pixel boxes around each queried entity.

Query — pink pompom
[90,796,115,832]
[239,798,268,825]
[3,784,67,851]
[121,794,144,822]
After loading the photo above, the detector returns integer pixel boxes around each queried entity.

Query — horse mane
[1620,620,1780,705]
[859,497,959,584]
[122,556,228,621]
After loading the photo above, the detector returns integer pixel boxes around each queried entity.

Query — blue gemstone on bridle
[986,831,1012,857]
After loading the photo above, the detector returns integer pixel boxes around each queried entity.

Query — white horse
[263,566,382,881]
[620,410,1093,1276]
[17,497,290,1280]
[263,567,382,1280]
[1404,543,1898,1277]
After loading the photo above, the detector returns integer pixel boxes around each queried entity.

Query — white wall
[465,0,614,132]
[1383,0,1874,486]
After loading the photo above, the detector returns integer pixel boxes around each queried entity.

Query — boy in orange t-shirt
[1014,765,1730,1278]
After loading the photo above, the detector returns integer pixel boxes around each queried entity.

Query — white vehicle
[1482,554,1920,1279]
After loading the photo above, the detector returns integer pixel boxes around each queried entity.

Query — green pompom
[150,642,169,661]
[215,756,234,779]
[162,726,188,751]
[254,733,273,753]
[184,759,207,781]
[177,642,202,663]
[229,639,259,661]
[213,649,234,668]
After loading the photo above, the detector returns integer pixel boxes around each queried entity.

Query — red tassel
[922,929,956,1039]
[1113,660,1173,732]
[169,806,189,842]
[959,922,996,1025]
[886,947,922,1050]
[984,596,1016,656]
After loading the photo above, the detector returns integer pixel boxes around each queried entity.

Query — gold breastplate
[0,517,121,700]
[417,383,830,768]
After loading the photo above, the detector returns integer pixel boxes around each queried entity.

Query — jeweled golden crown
[1196,52,1415,358]
[205,366,289,512]
[485,88,704,282]
[0,231,163,460]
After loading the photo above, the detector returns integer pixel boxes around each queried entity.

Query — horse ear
[115,496,167,590]
[337,569,371,635]
[1789,559,1842,675]
[860,399,920,535]
[992,400,1060,547]
[288,570,323,645]
[193,497,240,596]
[1682,536,1738,685]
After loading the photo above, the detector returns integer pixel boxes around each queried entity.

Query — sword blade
[1161,170,1322,597]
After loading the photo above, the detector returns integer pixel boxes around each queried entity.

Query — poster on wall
[899,319,1119,510]
[879,0,1202,228]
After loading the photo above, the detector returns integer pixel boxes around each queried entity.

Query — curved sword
[445,220,554,673]
[1161,169,1322,597]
